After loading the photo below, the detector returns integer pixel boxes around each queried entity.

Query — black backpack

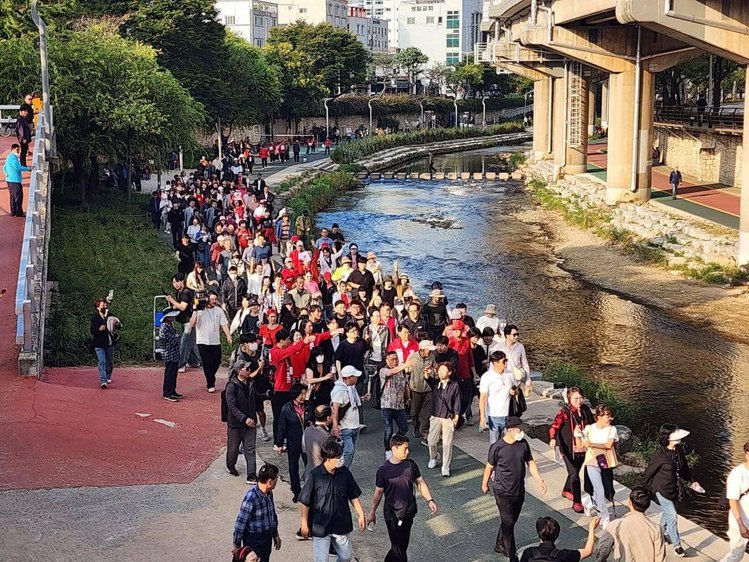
[526,547,561,562]
[220,388,228,423]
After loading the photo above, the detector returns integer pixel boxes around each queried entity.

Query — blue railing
[14,107,54,376]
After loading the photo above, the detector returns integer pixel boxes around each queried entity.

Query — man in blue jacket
[3,143,31,217]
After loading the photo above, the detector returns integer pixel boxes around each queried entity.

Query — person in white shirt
[246,262,264,297]
[583,404,618,529]
[478,327,502,359]
[331,365,369,469]
[478,351,517,444]
[720,440,749,562]
[190,291,232,393]
[476,304,500,333]
[497,324,531,394]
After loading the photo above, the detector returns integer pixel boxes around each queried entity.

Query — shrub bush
[331,121,524,164]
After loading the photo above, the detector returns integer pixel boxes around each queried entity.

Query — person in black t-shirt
[299,439,366,560]
[165,272,200,370]
[368,435,438,562]
[519,515,599,562]
[482,416,547,562]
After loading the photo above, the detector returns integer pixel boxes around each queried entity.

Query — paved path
[586,140,740,229]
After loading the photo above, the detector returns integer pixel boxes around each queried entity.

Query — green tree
[450,62,484,98]
[424,62,450,95]
[0,25,204,205]
[394,47,429,95]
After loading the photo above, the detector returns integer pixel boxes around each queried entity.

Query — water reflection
[316,173,749,535]
[391,145,528,175]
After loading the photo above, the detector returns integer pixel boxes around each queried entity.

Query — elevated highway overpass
[478,0,749,264]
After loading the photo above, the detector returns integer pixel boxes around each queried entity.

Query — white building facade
[216,0,279,47]
[398,0,481,67]
[349,0,401,52]
[276,0,349,29]
[348,6,389,53]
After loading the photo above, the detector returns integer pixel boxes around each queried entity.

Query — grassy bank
[331,122,525,164]
[46,191,177,366]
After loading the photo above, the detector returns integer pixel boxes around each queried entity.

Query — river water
[317,147,749,536]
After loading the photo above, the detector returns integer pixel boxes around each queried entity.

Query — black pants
[163,361,178,397]
[227,425,257,477]
[261,158,267,168]
[19,142,29,166]
[494,495,524,562]
[563,453,585,503]
[385,516,414,562]
[242,532,273,562]
[271,391,291,438]
[151,212,161,230]
[294,152,299,162]
[459,378,474,418]
[7,182,23,216]
[170,224,182,247]
[197,344,221,388]
[287,448,307,497]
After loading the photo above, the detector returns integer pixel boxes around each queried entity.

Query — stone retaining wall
[525,160,739,270]
[654,126,743,188]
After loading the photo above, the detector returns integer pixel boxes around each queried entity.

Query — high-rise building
[276,0,350,29]
[215,0,279,47]
[349,0,401,52]
[398,0,481,67]
[348,6,389,53]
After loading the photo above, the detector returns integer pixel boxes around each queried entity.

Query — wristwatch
[427,499,436,505]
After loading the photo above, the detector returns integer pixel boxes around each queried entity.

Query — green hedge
[286,171,358,222]
[46,191,177,366]
[317,94,525,118]
[331,121,524,164]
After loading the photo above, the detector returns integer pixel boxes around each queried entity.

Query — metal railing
[654,105,744,131]
[0,104,19,125]
[14,106,55,376]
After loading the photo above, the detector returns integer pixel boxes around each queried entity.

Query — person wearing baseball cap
[332,364,366,468]
[482,415,546,562]
[159,308,182,401]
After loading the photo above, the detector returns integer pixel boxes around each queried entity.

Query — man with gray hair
[226,358,264,485]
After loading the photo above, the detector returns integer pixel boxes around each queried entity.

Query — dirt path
[514,203,749,344]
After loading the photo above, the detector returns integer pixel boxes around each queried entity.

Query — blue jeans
[656,492,681,547]
[487,416,506,444]
[586,466,610,525]
[312,534,353,562]
[95,347,114,384]
[382,408,409,450]
[340,428,359,469]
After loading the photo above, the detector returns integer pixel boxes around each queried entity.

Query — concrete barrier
[485,172,497,180]
[447,172,457,180]
[409,172,420,180]
[396,173,407,180]
[511,171,523,180]
[434,172,446,180]
[383,172,394,179]
[499,172,510,180]
[472,172,483,180]
[461,172,471,180]
[419,173,432,180]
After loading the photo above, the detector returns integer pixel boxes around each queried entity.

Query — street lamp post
[523,91,532,126]
[30,0,52,146]
[454,99,459,129]
[368,97,375,135]
[324,97,333,140]
[419,99,425,128]
[482,96,487,130]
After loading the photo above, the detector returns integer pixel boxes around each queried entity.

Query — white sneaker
[178,366,186,373]
[259,428,271,442]
[385,451,392,461]
[441,468,450,477]
[207,387,215,393]
[428,459,437,469]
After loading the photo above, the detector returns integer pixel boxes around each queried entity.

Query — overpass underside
[479,0,749,265]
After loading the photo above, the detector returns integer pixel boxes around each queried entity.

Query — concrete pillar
[552,76,566,178]
[601,79,609,131]
[533,78,552,160]
[606,68,653,203]
[588,84,596,136]
[737,66,749,266]
[565,76,589,175]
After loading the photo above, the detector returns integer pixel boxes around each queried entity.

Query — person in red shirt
[259,310,283,352]
[269,328,315,441]
[387,324,419,366]
[280,257,299,290]
[259,145,269,168]
[380,302,397,342]
[448,312,477,427]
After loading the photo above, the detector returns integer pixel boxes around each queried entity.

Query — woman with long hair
[549,387,595,513]
[641,423,699,557]
[582,404,618,529]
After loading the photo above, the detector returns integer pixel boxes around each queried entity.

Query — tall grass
[331,122,525,164]
[46,191,177,366]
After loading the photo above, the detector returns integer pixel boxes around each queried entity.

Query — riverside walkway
[0,138,745,561]
[587,139,740,229]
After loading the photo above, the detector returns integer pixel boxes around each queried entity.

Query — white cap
[449,309,462,320]
[419,340,436,351]
[340,365,362,378]
[669,429,690,442]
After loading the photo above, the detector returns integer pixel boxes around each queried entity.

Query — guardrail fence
[15,106,55,376]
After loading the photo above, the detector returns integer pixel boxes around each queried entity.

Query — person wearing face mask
[482,416,547,562]
[91,298,116,389]
[641,424,701,558]
[298,439,366,562]
[229,333,271,442]
[275,384,311,503]
[304,347,335,408]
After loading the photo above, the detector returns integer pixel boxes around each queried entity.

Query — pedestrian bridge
[478,0,749,264]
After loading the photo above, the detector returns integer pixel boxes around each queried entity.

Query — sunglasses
[509,332,519,337]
